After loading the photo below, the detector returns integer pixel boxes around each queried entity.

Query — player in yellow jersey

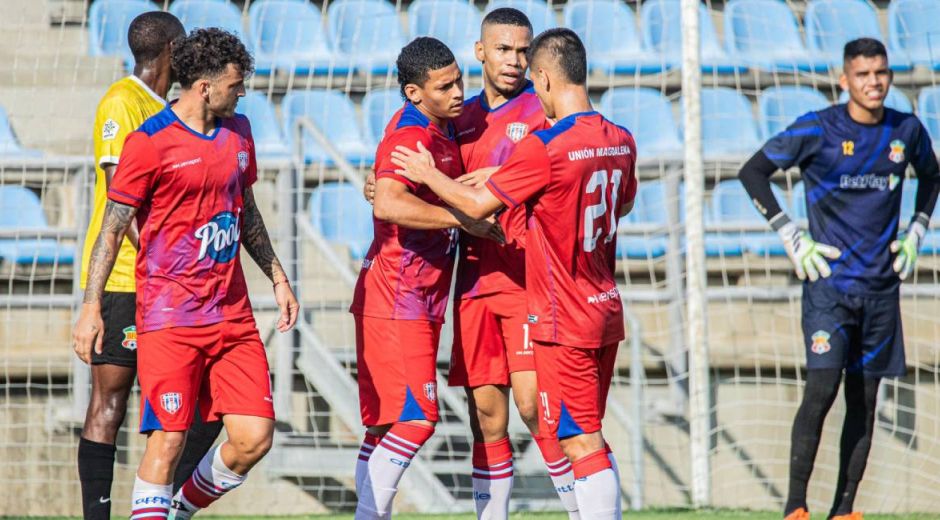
[76,12,220,520]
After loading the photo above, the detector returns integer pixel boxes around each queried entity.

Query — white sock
[545,456,580,519]
[472,460,514,519]
[355,422,433,520]
[574,468,620,520]
[171,445,246,519]
[131,476,172,520]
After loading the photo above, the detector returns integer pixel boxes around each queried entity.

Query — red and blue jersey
[485,112,637,348]
[350,103,463,322]
[454,82,549,299]
[108,106,257,333]
[762,105,939,296]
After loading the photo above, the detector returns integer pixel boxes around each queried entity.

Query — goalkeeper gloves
[775,217,842,282]
[890,213,929,280]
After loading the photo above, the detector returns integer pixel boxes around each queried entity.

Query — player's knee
[151,432,186,461]
[513,394,540,431]
[233,432,273,463]
[83,393,128,440]
[558,432,604,462]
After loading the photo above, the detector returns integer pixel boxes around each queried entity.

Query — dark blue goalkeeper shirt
[762,104,937,296]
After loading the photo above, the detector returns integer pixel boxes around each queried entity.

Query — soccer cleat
[830,513,863,520]
[783,507,810,520]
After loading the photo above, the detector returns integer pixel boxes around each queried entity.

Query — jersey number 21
[583,169,623,253]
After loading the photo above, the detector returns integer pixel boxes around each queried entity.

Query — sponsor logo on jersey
[889,173,901,191]
[506,122,529,143]
[237,151,249,172]
[811,330,831,355]
[121,326,137,350]
[424,382,437,403]
[171,157,203,170]
[587,286,621,304]
[160,392,182,414]
[839,173,895,191]
[102,119,119,141]
[889,139,906,163]
[361,258,374,270]
[842,140,854,156]
[195,210,241,263]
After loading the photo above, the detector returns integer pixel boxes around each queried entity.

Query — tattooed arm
[242,187,299,332]
[72,200,137,363]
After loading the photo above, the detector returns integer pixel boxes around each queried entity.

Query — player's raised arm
[72,199,138,364]
[738,123,841,282]
[241,187,299,332]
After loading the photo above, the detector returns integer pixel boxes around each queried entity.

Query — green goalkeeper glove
[890,214,928,281]
[776,219,842,282]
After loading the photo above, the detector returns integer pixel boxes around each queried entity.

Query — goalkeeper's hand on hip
[777,221,842,281]
[891,217,927,280]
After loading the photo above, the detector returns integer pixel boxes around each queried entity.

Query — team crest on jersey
[160,392,182,414]
[889,139,906,163]
[506,122,529,143]
[423,382,437,403]
[237,151,249,172]
[842,140,854,156]
[195,210,241,263]
[811,331,831,355]
[121,326,137,350]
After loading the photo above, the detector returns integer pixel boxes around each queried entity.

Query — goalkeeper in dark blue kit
[739,38,940,520]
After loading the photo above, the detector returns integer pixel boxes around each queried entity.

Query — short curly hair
[171,28,254,89]
[397,37,456,99]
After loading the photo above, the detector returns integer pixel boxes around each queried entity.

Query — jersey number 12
[583,169,623,252]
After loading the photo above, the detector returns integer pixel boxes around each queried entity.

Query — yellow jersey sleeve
[95,94,137,167]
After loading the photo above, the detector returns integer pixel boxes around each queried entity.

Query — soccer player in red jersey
[391,29,637,519]
[350,37,502,520]
[72,29,298,520]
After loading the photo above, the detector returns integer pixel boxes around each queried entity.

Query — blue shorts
[801,282,905,378]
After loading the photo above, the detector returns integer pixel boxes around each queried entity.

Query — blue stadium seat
[0,105,41,158]
[328,0,406,74]
[694,88,762,160]
[724,0,826,73]
[805,0,911,71]
[640,0,743,74]
[235,92,289,161]
[248,0,347,75]
[281,90,372,166]
[309,183,374,260]
[0,186,74,265]
[409,0,482,74]
[563,0,666,74]
[917,86,940,152]
[169,0,244,39]
[708,180,787,257]
[362,88,403,149]
[88,0,158,67]
[888,0,940,70]
[838,89,913,114]
[617,179,674,259]
[599,88,681,160]
[758,86,830,139]
[485,0,556,35]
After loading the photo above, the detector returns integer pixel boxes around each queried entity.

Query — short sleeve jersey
[83,75,166,292]
[349,103,463,322]
[454,82,550,299]
[762,105,939,296]
[108,106,258,332]
[485,112,638,348]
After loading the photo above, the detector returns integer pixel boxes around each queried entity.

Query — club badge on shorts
[161,392,182,414]
[237,150,249,172]
[811,330,831,355]
[506,122,529,143]
[121,326,137,350]
[423,382,437,403]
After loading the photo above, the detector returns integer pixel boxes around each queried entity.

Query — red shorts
[448,291,535,387]
[355,315,441,426]
[137,315,274,433]
[534,342,618,439]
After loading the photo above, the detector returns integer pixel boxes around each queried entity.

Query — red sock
[571,449,612,479]
[472,437,513,479]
